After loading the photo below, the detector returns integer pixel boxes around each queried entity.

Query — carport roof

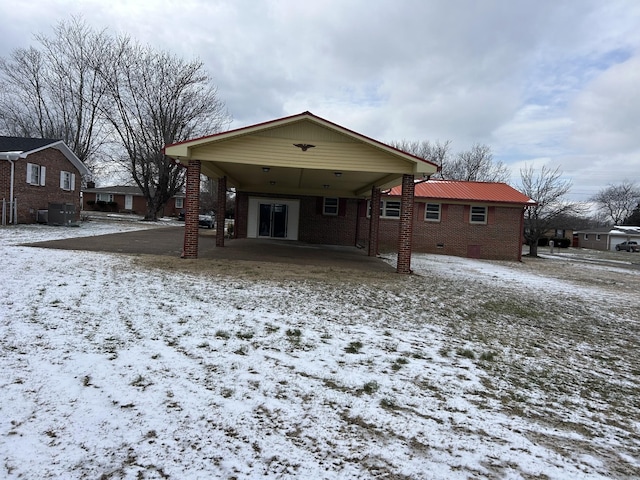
[164,111,438,198]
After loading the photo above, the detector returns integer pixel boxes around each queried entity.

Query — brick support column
[182,160,201,259]
[397,174,415,274]
[368,186,381,257]
[216,176,227,247]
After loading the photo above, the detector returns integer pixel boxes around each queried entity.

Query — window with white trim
[175,197,184,209]
[367,199,402,218]
[323,197,338,216]
[425,203,441,222]
[96,193,114,202]
[584,234,589,240]
[60,171,76,191]
[596,234,601,241]
[382,200,400,218]
[470,205,487,224]
[26,163,46,186]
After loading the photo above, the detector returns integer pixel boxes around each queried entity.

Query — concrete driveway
[25,226,395,273]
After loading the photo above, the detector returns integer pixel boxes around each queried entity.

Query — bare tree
[93,37,231,220]
[390,139,451,174]
[590,181,640,225]
[443,143,510,183]
[0,17,110,171]
[519,165,580,257]
[1,18,230,220]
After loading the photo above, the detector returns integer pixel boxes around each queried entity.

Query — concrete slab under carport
[24,226,395,273]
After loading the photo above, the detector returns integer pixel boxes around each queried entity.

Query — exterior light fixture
[323,184,330,189]
[269,181,276,185]
[334,172,342,177]
[262,167,270,173]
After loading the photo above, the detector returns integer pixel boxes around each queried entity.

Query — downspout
[0,151,24,224]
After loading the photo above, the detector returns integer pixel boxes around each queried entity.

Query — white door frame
[247,197,299,240]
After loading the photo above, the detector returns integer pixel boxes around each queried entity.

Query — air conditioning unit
[37,210,48,224]
[48,203,76,226]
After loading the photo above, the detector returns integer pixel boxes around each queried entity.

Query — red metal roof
[388,180,534,205]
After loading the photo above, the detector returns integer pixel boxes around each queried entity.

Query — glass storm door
[125,195,133,210]
[258,203,288,238]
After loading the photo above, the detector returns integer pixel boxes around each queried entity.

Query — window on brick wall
[175,197,184,209]
[584,234,589,240]
[60,171,76,191]
[26,163,46,186]
[323,197,338,216]
[96,193,114,202]
[382,200,400,218]
[367,199,401,218]
[425,203,441,222]
[470,205,487,224]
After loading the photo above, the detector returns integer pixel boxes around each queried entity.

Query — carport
[164,112,437,273]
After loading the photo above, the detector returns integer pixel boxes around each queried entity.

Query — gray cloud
[1,0,639,201]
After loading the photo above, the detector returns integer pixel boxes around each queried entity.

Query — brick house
[0,137,89,225]
[375,181,534,261]
[82,185,185,217]
[164,112,537,269]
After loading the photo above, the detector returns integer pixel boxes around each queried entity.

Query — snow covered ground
[1,221,639,479]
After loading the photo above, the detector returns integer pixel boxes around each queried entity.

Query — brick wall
[367,201,524,261]
[298,196,358,245]
[0,161,9,200]
[183,160,201,258]
[235,192,359,245]
[235,193,249,238]
[3,149,83,224]
[577,234,609,251]
[233,192,525,261]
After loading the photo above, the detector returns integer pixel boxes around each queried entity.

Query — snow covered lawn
[1,221,639,479]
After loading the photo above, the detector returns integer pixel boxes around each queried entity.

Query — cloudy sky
[1,0,639,201]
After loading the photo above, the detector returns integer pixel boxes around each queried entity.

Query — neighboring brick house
[82,185,185,217]
[0,137,89,225]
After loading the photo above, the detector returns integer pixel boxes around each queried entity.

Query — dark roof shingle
[0,136,61,152]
